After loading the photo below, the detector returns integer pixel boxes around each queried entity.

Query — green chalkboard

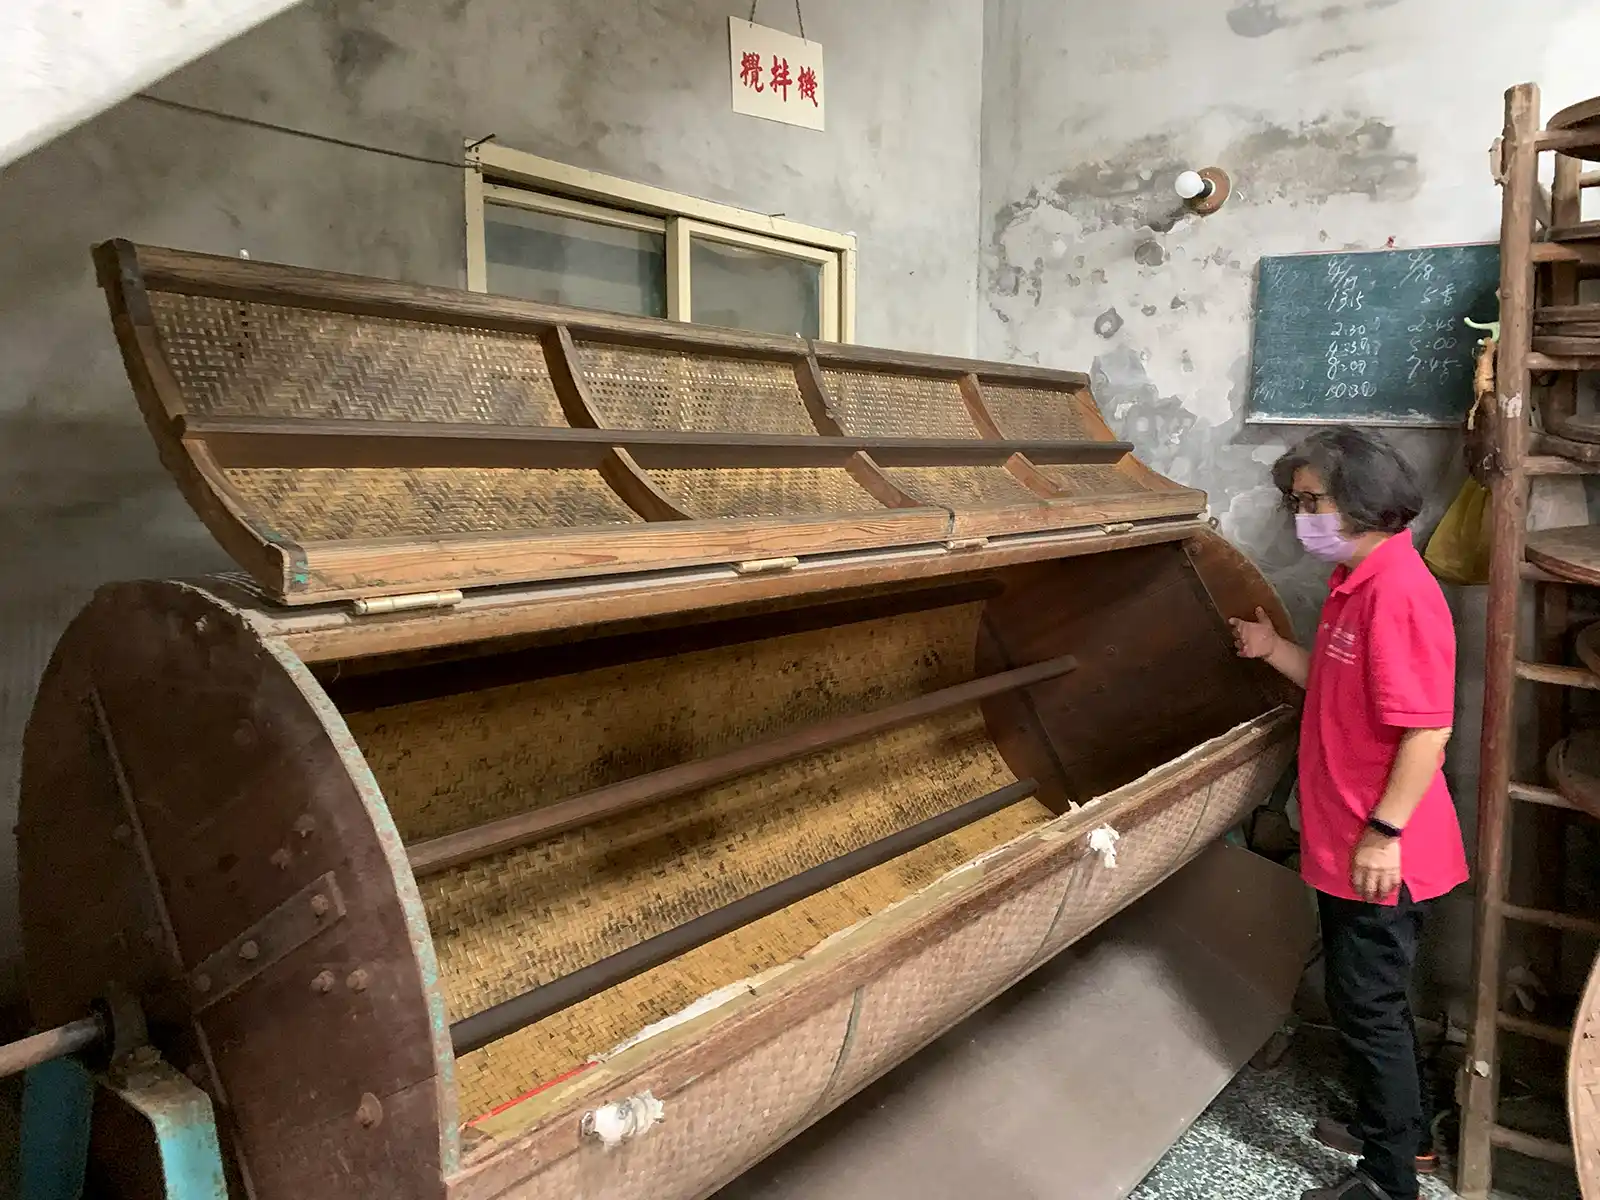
[1246,243,1500,427]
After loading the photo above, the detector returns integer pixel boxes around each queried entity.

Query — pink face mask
[1295,512,1357,563]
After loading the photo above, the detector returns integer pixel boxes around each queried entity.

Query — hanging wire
[747,0,806,40]
[133,93,474,171]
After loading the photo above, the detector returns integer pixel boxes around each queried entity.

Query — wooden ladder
[1458,81,1600,1198]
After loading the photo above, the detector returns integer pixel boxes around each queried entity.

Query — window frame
[465,142,856,342]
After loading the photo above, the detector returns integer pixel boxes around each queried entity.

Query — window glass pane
[689,238,822,338]
[484,203,666,318]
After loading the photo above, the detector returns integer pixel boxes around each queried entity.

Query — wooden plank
[117,241,1092,389]
[1524,454,1600,476]
[1488,1125,1576,1165]
[1496,1012,1571,1045]
[1528,350,1600,371]
[1532,241,1600,266]
[406,658,1077,877]
[1508,780,1580,811]
[273,517,1203,661]
[1514,660,1600,690]
[181,415,1134,471]
[293,509,958,602]
[1526,525,1600,587]
[1532,336,1600,357]
[1548,220,1600,243]
[808,338,1090,389]
[1536,128,1600,159]
[1461,81,1541,1200]
[1500,902,1600,939]
[1582,171,1600,189]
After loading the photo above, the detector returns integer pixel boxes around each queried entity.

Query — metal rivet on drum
[293,815,316,839]
[356,1093,383,1128]
[346,968,369,993]
[269,848,291,870]
[312,970,336,994]
[112,824,132,842]
[193,974,212,993]
[238,940,260,961]
[310,894,331,918]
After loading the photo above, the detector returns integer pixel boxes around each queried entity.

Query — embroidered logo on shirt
[1323,622,1359,667]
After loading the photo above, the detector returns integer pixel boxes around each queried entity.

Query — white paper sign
[728,18,825,131]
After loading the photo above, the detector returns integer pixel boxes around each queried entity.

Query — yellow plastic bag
[1424,477,1492,585]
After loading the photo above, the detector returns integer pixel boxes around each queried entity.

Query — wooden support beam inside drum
[407,655,1077,877]
[179,415,1134,472]
[448,776,1041,1056]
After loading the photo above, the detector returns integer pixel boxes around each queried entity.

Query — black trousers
[1318,886,1433,1200]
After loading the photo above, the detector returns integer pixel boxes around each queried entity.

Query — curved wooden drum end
[18,580,455,1200]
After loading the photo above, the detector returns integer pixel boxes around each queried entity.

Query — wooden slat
[1488,1124,1576,1165]
[1532,242,1600,265]
[1500,902,1600,939]
[1581,170,1600,188]
[1528,350,1600,371]
[1496,1011,1572,1045]
[1514,660,1600,690]
[1548,220,1600,243]
[181,415,1133,471]
[1536,128,1600,158]
[1525,454,1600,477]
[121,241,1093,390]
[406,654,1079,877]
[1508,780,1580,811]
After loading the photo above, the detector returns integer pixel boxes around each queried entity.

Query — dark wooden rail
[449,777,1040,1056]
[407,654,1077,878]
[181,415,1133,472]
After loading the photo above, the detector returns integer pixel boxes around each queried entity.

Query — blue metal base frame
[20,1051,227,1200]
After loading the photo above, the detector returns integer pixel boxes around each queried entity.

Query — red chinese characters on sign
[730,19,823,130]
[739,51,764,92]
[736,47,820,108]
[770,55,792,101]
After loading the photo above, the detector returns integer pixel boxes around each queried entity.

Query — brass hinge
[351,589,464,616]
[733,556,800,576]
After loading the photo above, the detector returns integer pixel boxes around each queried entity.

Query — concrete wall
[0,0,986,992]
[0,0,304,170]
[979,0,1599,1021]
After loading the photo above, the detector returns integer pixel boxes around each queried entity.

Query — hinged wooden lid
[95,240,1204,606]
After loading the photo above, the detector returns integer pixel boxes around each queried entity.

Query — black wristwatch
[1366,815,1403,839]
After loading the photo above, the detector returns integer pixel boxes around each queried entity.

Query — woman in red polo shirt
[1230,426,1468,1200]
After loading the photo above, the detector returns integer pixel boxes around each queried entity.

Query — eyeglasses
[1283,490,1330,515]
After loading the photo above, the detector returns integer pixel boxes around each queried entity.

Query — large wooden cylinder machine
[13,242,1309,1199]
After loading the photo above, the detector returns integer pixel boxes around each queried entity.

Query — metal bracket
[1101,522,1135,535]
[944,537,989,553]
[187,871,347,1012]
[20,1052,227,1200]
[106,1052,229,1200]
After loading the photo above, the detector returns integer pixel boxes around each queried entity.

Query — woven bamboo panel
[823,870,1068,1103]
[575,343,812,434]
[571,341,875,518]
[882,464,1042,509]
[978,381,1149,499]
[222,466,637,541]
[818,369,1039,509]
[149,293,564,424]
[641,466,880,519]
[977,382,1092,441]
[820,369,976,440]
[498,997,855,1200]
[346,604,1054,1115]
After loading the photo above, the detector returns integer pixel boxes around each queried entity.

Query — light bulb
[1175,170,1208,200]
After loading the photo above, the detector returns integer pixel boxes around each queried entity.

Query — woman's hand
[1350,829,1402,902]
[1228,607,1281,660]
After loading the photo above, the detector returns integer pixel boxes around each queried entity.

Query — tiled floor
[1133,1025,1575,1200]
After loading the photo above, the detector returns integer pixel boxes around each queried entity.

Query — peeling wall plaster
[980,0,1600,1017]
